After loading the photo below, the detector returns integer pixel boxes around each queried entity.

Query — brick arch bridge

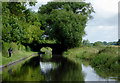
[26,44,67,55]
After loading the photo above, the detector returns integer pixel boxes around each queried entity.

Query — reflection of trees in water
[43,59,85,81]
[2,56,44,81]
[93,67,120,81]
[2,56,85,81]
[22,56,40,68]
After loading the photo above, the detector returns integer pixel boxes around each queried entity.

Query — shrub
[26,46,31,52]
[40,47,52,55]
[10,42,18,54]
[18,43,26,51]
[40,47,52,60]
[2,42,27,57]
[93,41,103,46]
[63,52,69,55]
[40,47,47,52]
[2,42,10,57]
[110,61,120,72]
[91,47,120,72]
[21,45,26,51]
[2,42,18,57]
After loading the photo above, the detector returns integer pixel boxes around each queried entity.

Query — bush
[63,52,69,55]
[91,53,111,67]
[90,47,120,72]
[2,42,27,57]
[40,47,48,52]
[10,42,18,54]
[21,45,26,51]
[110,61,120,72]
[93,41,103,46]
[17,43,26,51]
[26,46,31,52]
[40,47,52,53]
[2,42,10,57]
[40,47,52,60]
[2,42,18,57]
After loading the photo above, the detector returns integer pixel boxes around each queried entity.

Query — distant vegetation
[117,39,120,45]
[82,39,118,46]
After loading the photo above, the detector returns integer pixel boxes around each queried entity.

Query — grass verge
[2,42,37,66]
[90,47,120,72]
[2,51,36,66]
[63,46,120,72]
[63,46,101,62]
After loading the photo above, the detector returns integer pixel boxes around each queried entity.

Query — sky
[27,0,120,43]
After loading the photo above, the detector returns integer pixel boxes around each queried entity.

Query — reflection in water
[40,62,58,74]
[40,62,59,81]
[2,55,119,81]
[2,56,44,81]
[93,67,120,81]
[39,60,84,81]
[82,64,116,81]
[8,69,12,75]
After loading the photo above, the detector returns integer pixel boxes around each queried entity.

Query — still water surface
[2,55,119,81]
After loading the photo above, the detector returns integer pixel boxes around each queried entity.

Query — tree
[117,39,120,45]
[2,2,44,44]
[93,41,103,46]
[102,41,107,45]
[38,2,94,48]
[82,39,91,46]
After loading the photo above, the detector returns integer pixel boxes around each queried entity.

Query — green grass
[63,46,120,72]
[90,47,120,72]
[2,55,44,81]
[63,46,101,62]
[2,51,35,66]
[1,42,37,66]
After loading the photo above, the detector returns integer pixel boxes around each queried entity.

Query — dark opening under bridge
[24,43,67,55]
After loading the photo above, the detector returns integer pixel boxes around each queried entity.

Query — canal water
[1,55,120,81]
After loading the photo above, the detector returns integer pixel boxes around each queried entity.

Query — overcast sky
[27,0,119,43]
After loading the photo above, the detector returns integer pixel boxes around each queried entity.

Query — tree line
[2,1,95,49]
[2,2,44,44]
[82,39,119,46]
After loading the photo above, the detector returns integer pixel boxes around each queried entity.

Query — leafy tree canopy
[2,2,44,44]
[93,41,103,46]
[38,2,94,48]
[82,39,91,46]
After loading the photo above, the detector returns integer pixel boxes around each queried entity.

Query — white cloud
[84,25,118,43]
[97,26,115,31]
[87,0,119,18]
[84,0,119,42]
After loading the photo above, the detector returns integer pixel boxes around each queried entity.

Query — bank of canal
[0,53,38,69]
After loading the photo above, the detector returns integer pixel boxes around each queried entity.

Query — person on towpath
[8,47,12,57]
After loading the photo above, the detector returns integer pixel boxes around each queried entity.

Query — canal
[1,54,119,82]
